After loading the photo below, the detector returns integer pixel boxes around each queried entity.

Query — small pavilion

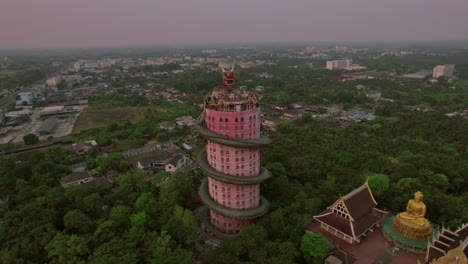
[313,182,388,244]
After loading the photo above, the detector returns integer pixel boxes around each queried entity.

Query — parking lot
[3,109,82,144]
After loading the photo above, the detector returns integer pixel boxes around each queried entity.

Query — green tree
[23,133,39,145]
[156,132,170,142]
[300,233,329,264]
[163,206,198,245]
[63,210,94,234]
[46,233,90,264]
[367,173,390,196]
[145,231,192,264]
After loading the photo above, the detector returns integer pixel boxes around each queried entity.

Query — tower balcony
[197,148,271,185]
[199,178,270,220]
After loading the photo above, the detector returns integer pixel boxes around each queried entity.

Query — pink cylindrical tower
[198,62,271,238]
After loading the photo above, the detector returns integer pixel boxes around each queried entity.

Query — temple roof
[342,183,378,221]
[314,182,387,239]
[314,208,387,239]
[328,182,378,222]
[426,222,468,263]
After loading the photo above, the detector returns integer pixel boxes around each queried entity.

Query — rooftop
[61,171,92,184]
[36,118,58,134]
[41,105,64,113]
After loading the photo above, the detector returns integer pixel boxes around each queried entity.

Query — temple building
[313,182,388,244]
[425,223,468,264]
[197,62,272,238]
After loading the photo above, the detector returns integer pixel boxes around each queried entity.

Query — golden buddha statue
[393,191,431,240]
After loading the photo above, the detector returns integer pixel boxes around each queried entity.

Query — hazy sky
[1,0,468,49]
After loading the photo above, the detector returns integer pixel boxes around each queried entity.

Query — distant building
[366,90,382,101]
[40,105,78,119]
[15,92,34,106]
[60,171,94,188]
[46,76,62,86]
[105,170,119,182]
[355,84,366,90]
[175,116,196,127]
[402,72,432,80]
[433,64,455,79]
[326,59,352,70]
[282,109,303,120]
[134,150,191,176]
[164,154,192,173]
[5,109,32,119]
[70,162,86,172]
[160,121,176,131]
[72,140,98,155]
[73,62,81,72]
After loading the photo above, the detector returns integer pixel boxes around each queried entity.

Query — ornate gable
[329,198,354,222]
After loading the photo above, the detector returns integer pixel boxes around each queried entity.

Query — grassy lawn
[456,79,468,87]
[72,106,166,134]
[0,70,18,76]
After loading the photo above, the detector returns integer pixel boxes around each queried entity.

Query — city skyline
[1,0,468,49]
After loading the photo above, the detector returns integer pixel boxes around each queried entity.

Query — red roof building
[313,182,388,244]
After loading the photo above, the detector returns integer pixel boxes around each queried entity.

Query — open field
[456,79,468,87]
[72,106,167,134]
[0,70,18,76]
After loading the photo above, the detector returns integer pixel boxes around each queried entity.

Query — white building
[5,109,32,118]
[15,92,34,106]
[433,64,455,78]
[326,59,352,70]
[60,171,94,188]
[73,62,81,72]
[164,155,191,173]
[46,76,62,86]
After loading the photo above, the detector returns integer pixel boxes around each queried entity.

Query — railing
[197,149,271,185]
[198,178,270,219]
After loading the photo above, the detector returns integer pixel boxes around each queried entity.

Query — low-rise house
[105,170,119,182]
[72,140,98,155]
[136,150,173,176]
[60,171,94,188]
[273,105,288,112]
[366,90,382,101]
[176,116,196,127]
[326,106,342,117]
[160,121,175,131]
[5,109,32,119]
[262,116,280,131]
[360,113,377,122]
[134,149,192,176]
[70,162,86,172]
[290,103,304,109]
[16,92,34,106]
[282,109,303,120]
[164,154,192,173]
